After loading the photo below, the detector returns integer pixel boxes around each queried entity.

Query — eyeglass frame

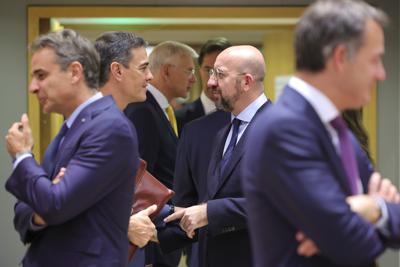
[208,68,247,80]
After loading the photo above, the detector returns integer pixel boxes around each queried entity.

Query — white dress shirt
[147,84,170,120]
[200,91,217,115]
[223,93,268,155]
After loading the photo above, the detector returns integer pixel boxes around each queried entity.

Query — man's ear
[241,74,253,92]
[330,44,349,72]
[69,61,84,84]
[110,62,123,82]
[161,64,170,79]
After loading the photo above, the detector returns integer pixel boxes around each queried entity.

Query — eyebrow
[138,62,149,68]
[32,69,45,76]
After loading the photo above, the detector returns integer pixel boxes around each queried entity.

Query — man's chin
[41,106,50,114]
[138,94,147,102]
[210,96,220,102]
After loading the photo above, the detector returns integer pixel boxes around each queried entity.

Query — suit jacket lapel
[52,96,114,178]
[208,101,270,199]
[194,98,205,117]
[215,137,245,193]
[147,92,178,142]
[206,124,230,199]
[42,134,63,177]
[283,87,353,196]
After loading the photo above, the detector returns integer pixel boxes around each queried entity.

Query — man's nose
[207,76,217,88]
[29,79,39,93]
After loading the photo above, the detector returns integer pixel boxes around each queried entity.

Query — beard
[219,79,242,112]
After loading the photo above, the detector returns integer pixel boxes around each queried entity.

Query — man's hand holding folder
[128,159,174,261]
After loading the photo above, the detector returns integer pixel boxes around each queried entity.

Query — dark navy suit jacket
[173,110,230,206]
[169,109,229,267]
[7,96,139,267]
[175,98,205,136]
[160,101,269,267]
[244,86,400,267]
[125,91,178,189]
[125,90,180,266]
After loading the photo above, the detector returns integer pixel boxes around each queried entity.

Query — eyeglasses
[208,68,246,80]
[208,68,227,80]
[169,64,195,77]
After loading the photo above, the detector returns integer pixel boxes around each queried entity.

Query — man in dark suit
[173,110,230,213]
[95,31,158,267]
[175,37,231,135]
[124,41,197,267]
[172,111,230,267]
[243,1,400,267]
[163,45,270,267]
[173,37,231,267]
[5,29,139,267]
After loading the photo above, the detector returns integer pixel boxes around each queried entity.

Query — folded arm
[6,119,138,225]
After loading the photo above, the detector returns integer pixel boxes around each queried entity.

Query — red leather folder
[128,159,174,261]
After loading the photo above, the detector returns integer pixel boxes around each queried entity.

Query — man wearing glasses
[172,37,232,267]
[162,45,270,267]
[175,37,231,135]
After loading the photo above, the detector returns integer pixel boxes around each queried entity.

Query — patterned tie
[219,118,241,176]
[42,123,69,179]
[165,105,178,136]
[330,116,359,195]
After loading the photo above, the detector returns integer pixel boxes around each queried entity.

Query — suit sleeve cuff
[13,152,32,170]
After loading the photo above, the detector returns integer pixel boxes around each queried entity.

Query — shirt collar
[65,91,103,128]
[200,91,216,115]
[147,83,169,109]
[289,76,339,124]
[233,93,268,123]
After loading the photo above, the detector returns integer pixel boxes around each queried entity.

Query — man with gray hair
[243,1,400,266]
[5,29,139,266]
[124,41,197,267]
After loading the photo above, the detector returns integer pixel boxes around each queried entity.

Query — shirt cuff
[29,214,46,231]
[12,151,32,169]
[374,196,390,237]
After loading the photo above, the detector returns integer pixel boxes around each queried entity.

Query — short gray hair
[295,0,388,72]
[31,29,100,89]
[149,41,198,73]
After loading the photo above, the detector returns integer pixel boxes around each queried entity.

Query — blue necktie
[330,116,359,195]
[42,123,69,179]
[219,118,241,176]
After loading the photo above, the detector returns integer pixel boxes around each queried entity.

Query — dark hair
[198,37,231,66]
[31,29,100,89]
[95,31,147,87]
[295,0,388,72]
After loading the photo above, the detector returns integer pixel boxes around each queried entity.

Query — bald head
[208,45,266,115]
[217,45,265,83]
